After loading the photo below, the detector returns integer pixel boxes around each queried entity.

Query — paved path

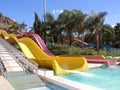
[0,76,14,90]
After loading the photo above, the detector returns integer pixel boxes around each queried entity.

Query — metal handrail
[0,38,39,75]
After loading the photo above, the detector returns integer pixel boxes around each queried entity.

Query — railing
[0,37,39,78]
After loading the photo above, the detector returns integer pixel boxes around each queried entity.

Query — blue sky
[0,0,120,30]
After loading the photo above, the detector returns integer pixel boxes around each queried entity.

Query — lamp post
[44,0,46,22]
[43,0,47,43]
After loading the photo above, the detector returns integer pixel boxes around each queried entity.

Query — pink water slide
[32,34,54,56]
[87,59,116,67]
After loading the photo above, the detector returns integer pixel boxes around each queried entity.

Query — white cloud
[12,19,16,22]
[112,24,115,28]
[52,10,56,14]
[52,9,63,14]
[115,14,119,18]
[59,10,63,13]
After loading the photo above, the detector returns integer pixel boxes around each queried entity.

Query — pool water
[46,82,68,90]
[26,82,68,90]
[60,65,120,90]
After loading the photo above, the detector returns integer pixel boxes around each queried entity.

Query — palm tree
[57,9,76,47]
[72,9,86,48]
[114,23,120,48]
[9,22,20,34]
[43,12,55,43]
[102,24,114,45]
[72,9,86,37]
[85,11,107,51]
[19,22,27,32]
[48,20,63,44]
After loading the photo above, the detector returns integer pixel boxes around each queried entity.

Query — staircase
[0,37,46,90]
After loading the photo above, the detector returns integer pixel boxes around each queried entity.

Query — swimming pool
[60,65,120,90]
[46,82,68,90]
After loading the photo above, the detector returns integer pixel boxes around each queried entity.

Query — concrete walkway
[0,76,14,90]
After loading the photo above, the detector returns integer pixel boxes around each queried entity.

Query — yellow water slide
[0,30,88,75]
[0,29,9,39]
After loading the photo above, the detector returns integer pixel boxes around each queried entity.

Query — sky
[0,0,120,30]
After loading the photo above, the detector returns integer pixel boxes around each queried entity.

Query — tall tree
[33,12,42,35]
[9,22,20,34]
[19,22,27,32]
[72,9,86,47]
[102,24,114,45]
[85,11,107,50]
[42,12,55,43]
[72,9,86,37]
[114,23,120,48]
[57,9,75,46]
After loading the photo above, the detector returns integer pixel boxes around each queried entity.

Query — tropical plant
[19,22,27,32]
[33,12,42,35]
[114,23,120,48]
[9,22,20,34]
[72,9,86,48]
[102,24,114,45]
[57,10,71,46]
[85,11,107,50]
[58,9,80,46]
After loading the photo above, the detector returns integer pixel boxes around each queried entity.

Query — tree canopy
[32,9,120,49]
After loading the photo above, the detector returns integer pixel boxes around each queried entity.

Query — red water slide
[63,38,88,46]
[73,38,88,46]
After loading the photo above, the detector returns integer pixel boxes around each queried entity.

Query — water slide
[17,33,116,66]
[17,33,88,55]
[17,33,54,56]
[0,30,88,75]
[81,55,116,66]
[63,38,88,46]
[73,38,88,46]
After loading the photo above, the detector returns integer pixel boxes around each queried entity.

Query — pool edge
[38,68,103,90]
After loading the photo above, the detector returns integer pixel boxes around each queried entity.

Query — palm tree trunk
[95,29,99,51]
[99,30,103,49]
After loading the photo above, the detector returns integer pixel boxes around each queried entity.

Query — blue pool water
[60,65,120,90]
[46,82,68,90]
[27,82,68,90]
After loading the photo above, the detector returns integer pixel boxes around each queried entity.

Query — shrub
[106,50,120,56]
[80,47,97,55]
[97,49,107,56]
[48,44,68,55]
[67,46,82,55]
[48,44,120,56]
